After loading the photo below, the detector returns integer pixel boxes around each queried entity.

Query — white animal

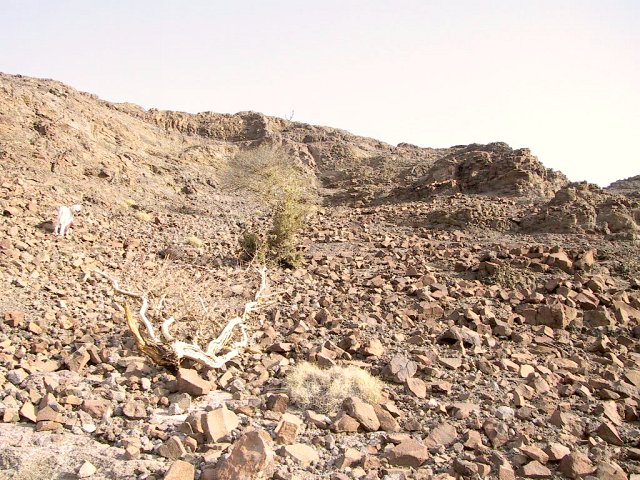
[54,204,82,236]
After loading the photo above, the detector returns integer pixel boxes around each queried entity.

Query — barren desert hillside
[1,73,639,480]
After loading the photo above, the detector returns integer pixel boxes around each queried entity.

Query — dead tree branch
[94,267,269,369]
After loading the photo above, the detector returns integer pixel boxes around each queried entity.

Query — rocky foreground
[1,73,639,479]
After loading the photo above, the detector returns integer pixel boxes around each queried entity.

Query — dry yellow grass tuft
[120,198,136,209]
[134,211,152,222]
[286,361,383,413]
[187,235,204,247]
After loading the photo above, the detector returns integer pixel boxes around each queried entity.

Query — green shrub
[225,145,316,267]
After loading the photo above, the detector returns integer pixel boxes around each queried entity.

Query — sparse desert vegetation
[225,145,317,267]
[134,211,153,222]
[186,235,204,248]
[0,73,639,479]
[286,362,383,413]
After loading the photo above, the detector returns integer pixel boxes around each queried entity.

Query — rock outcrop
[608,174,640,197]
[391,142,568,201]
[521,182,640,236]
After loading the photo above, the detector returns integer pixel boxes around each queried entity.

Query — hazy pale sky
[1,1,638,186]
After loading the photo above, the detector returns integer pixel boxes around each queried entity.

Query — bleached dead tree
[94,267,268,369]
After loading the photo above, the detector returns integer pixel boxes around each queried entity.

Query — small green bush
[225,145,316,268]
[239,231,267,264]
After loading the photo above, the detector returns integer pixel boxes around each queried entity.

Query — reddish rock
[463,430,484,450]
[596,461,628,480]
[212,430,275,480]
[574,249,596,270]
[547,250,574,273]
[305,410,331,429]
[362,338,385,357]
[386,438,430,468]
[549,408,584,436]
[158,436,186,460]
[519,460,552,478]
[122,400,146,419]
[596,421,624,445]
[453,457,479,476]
[405,377,427,398]
[498,464,517,480]
[387,355,417,383]
[281,443,319,466]
[559,451,595,478]
[36,420,62,432]
[19,402,37,423]
[343,397,380,432]
[203,407,239,442]
[65,348,91,372]
[584,308,616,328]
[3,310,25,327]
[82,399,112,418]
[165,460,195,480]
[373,405,400,432]
[331,411,360,432]
[545,442,570,462]
[77,461,96,478]
[483,419,510,448]
[275,412,303,444]
[266,393,289,412]
[36,406,63,423]
[423,422,458,449]
[448,402,480,419]
[336,447,363,469]
[520,445,549,464]
[177,368,212,396]
[535,303,577,329]
[124,444,141,460]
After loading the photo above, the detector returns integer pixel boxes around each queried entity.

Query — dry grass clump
[187,235,204,247]
[134,211,153,222]
[120,198,136,209]
[286,362,383,413]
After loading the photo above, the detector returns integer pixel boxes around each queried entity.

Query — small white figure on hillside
[54,204,82,236]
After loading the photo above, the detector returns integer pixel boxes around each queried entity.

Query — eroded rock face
[402,142,568,199]
[607,174,640,197]
[521,182,640,235]
[0,424,167,479]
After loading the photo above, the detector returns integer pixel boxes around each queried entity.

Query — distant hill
[1,72,570,206]
[607,175,640,196]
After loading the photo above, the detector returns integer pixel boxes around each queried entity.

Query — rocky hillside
[608,175,640,197]
[1,72,640,480]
